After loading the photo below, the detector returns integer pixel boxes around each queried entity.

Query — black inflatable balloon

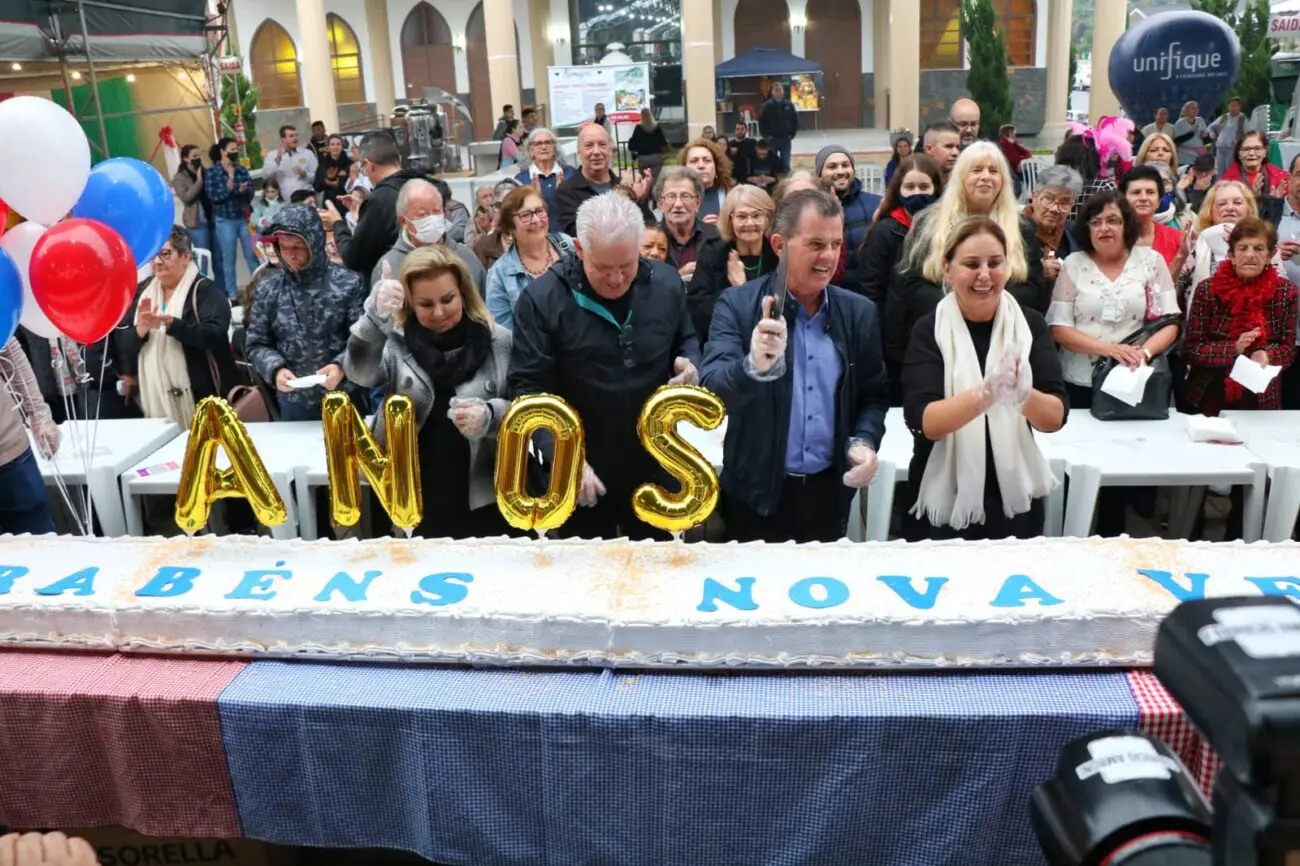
[1107,12,1241,125]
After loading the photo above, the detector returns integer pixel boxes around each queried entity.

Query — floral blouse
[1047,246,1180,386]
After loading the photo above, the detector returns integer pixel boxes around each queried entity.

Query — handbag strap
[190,281,223,396]
[1119,313,1182,349]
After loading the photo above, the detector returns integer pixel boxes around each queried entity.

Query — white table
[119,421,319,539]
[1222,410,1300,542]
[30,418,181,537]
[1049,414,1266,541]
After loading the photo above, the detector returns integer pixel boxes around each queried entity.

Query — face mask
[900,193,937,215]
[189,158,201,168]
[411,214,446,245]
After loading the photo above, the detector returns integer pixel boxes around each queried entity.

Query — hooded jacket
[245,204,367,411]
[333,166,431,284]
[507,254,700,494]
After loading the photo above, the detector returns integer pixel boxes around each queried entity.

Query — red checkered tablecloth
[0,651,248,837]
[1128,670,1222,798]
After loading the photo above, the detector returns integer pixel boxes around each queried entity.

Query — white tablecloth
[1222,410,1300,541]
[30,418,181,537]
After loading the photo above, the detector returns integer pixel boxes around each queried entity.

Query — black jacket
[726,137,757,186]
[314,152,353,212]
[857,214,909,309]
[553,169,653,237]
[687,235,778,344]
[759,98,799,140]
[884,216,1048,374]
[507,255,700,494]
[699,275,889,522]
[115,276,238,406]
[333,166,429,285]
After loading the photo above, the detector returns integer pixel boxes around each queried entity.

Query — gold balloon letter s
[321,392,422,531]
[494,394,584,533]
[175,397,287,533]
[633,385,725,533]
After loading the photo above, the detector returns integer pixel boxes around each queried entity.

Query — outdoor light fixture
[126,73,136,82]
[550,24,568,43]
[10,62,20,71]
[790,12,806,33]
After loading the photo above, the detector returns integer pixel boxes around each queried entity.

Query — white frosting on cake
[0,534,1296,668]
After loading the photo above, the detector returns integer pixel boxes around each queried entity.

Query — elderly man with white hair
[372,178,485,296]
[508,192,700,540]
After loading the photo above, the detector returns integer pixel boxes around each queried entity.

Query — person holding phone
[204,136,258,300]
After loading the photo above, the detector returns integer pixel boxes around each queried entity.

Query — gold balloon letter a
[174,397,288,534]
[633,385,726,533]
[321,392,422,531]
[494,393,585,533]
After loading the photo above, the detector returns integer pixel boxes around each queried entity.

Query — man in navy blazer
[700,188,890,542]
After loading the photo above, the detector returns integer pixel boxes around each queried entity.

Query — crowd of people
[3,93,1297,547]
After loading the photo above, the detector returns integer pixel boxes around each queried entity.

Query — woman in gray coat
[345,244,514,538]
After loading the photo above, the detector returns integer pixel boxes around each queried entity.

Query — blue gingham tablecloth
[217,665,1137,866]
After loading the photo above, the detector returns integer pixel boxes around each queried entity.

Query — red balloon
[0,198,7,241]
[29,218,137,344]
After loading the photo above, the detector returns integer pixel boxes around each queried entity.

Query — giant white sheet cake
[0,534,1296,667]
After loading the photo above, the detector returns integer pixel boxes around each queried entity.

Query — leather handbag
[1089,313,1181,421]
[191,284,277,423]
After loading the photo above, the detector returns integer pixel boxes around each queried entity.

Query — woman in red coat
[1220,131,1288,201]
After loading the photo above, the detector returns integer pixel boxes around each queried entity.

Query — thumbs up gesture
[369,260,405,320]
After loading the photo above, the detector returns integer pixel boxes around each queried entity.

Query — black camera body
[1032,596,1300,865]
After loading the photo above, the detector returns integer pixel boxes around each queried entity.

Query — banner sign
[547,63,651,128]
[1270,13,1300,39]
[1108,11,1240,124]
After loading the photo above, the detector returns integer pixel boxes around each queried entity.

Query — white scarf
[912,292,1056,530]
[136,261,201,426]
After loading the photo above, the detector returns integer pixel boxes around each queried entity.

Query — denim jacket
[485,232,574,329]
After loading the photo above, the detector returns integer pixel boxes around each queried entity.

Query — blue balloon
[0,246,21,345]
[72,157,174,267]
[1108,11,1240,127]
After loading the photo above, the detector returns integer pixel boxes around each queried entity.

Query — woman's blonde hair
[676,138,736,191]
[1196,180,1259,231]
[772,169,830,209]
[1136,133,1178,176]
[396,245,492,328]
[904,140,1027,284]
[718,184,775,243]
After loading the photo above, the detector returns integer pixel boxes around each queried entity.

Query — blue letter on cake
[1245,576,1300,601]
[0,566,29,595]
[990,574,1063,608]
[35,567,98,597]
[410,572,473,607]
[135,565,201,598]
[225,562,293,601]
[877,575,949,610]
[696,577,758,613]
[789,577,850,610]
[1138,569,1209,602]
[314,570,382,603]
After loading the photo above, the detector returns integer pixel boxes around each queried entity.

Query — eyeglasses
[1088,216,1125,230]
[732,210,766,224]
[660,193,698,204]
[1037,194,1075,212]
[516,207,547,224]
[1240,146,1266,155]
[531,139,555,148]
[955,121,979,130]
[154,249,177,261]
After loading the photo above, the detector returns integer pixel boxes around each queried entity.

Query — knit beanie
[814,145,855,177]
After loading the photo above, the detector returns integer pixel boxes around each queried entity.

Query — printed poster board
[548,63,652,128]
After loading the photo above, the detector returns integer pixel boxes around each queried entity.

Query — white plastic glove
[1013,348,1033,409]
[842,441,878,488]
[33,421,60,459]
[977,347,1023,411]
[667,356,698,386]
[448,396,491,440]
[369,259,404,320]
[748,295,788,376]
[578,462,606,507]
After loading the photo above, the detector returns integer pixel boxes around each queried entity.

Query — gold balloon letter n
[495,394,584,533]
[175,397,288,534]
[322,392,422,532]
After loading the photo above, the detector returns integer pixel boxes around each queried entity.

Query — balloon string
[82,333,114,534]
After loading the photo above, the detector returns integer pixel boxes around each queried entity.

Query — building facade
[226,0,1080,145]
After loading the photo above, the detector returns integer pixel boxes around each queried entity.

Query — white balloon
[0,96,91,227]
[0,221,60,339]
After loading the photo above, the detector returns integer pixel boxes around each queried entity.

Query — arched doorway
[467,2,522,141]
[733,0,790,57]
[326,13,365,104]
[249,19,301,109]
[806,0,861,128]
[400,2,457,103]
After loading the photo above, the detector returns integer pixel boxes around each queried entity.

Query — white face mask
[410,214,446,245]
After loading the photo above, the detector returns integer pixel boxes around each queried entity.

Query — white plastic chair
[855,164,885,196]
[193,247,213,279]
[1019,158,1048,202]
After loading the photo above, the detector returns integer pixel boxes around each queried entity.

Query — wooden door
[734,0,790,57]
[805,0,862,128]
[400,2,457,102]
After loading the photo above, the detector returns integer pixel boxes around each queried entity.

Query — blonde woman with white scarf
[116,226,237,427]
[902,217,1068,541]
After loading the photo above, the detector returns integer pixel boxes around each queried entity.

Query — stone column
[1041,0,1074,142]
[873,0,889,130]
[295,0,338,131]
[886,0,920,133]
[682,0,716,140]
[484,0,521,125]
[528,0,551,121]
[364,0,396,120]
[1090,0,1127,124]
